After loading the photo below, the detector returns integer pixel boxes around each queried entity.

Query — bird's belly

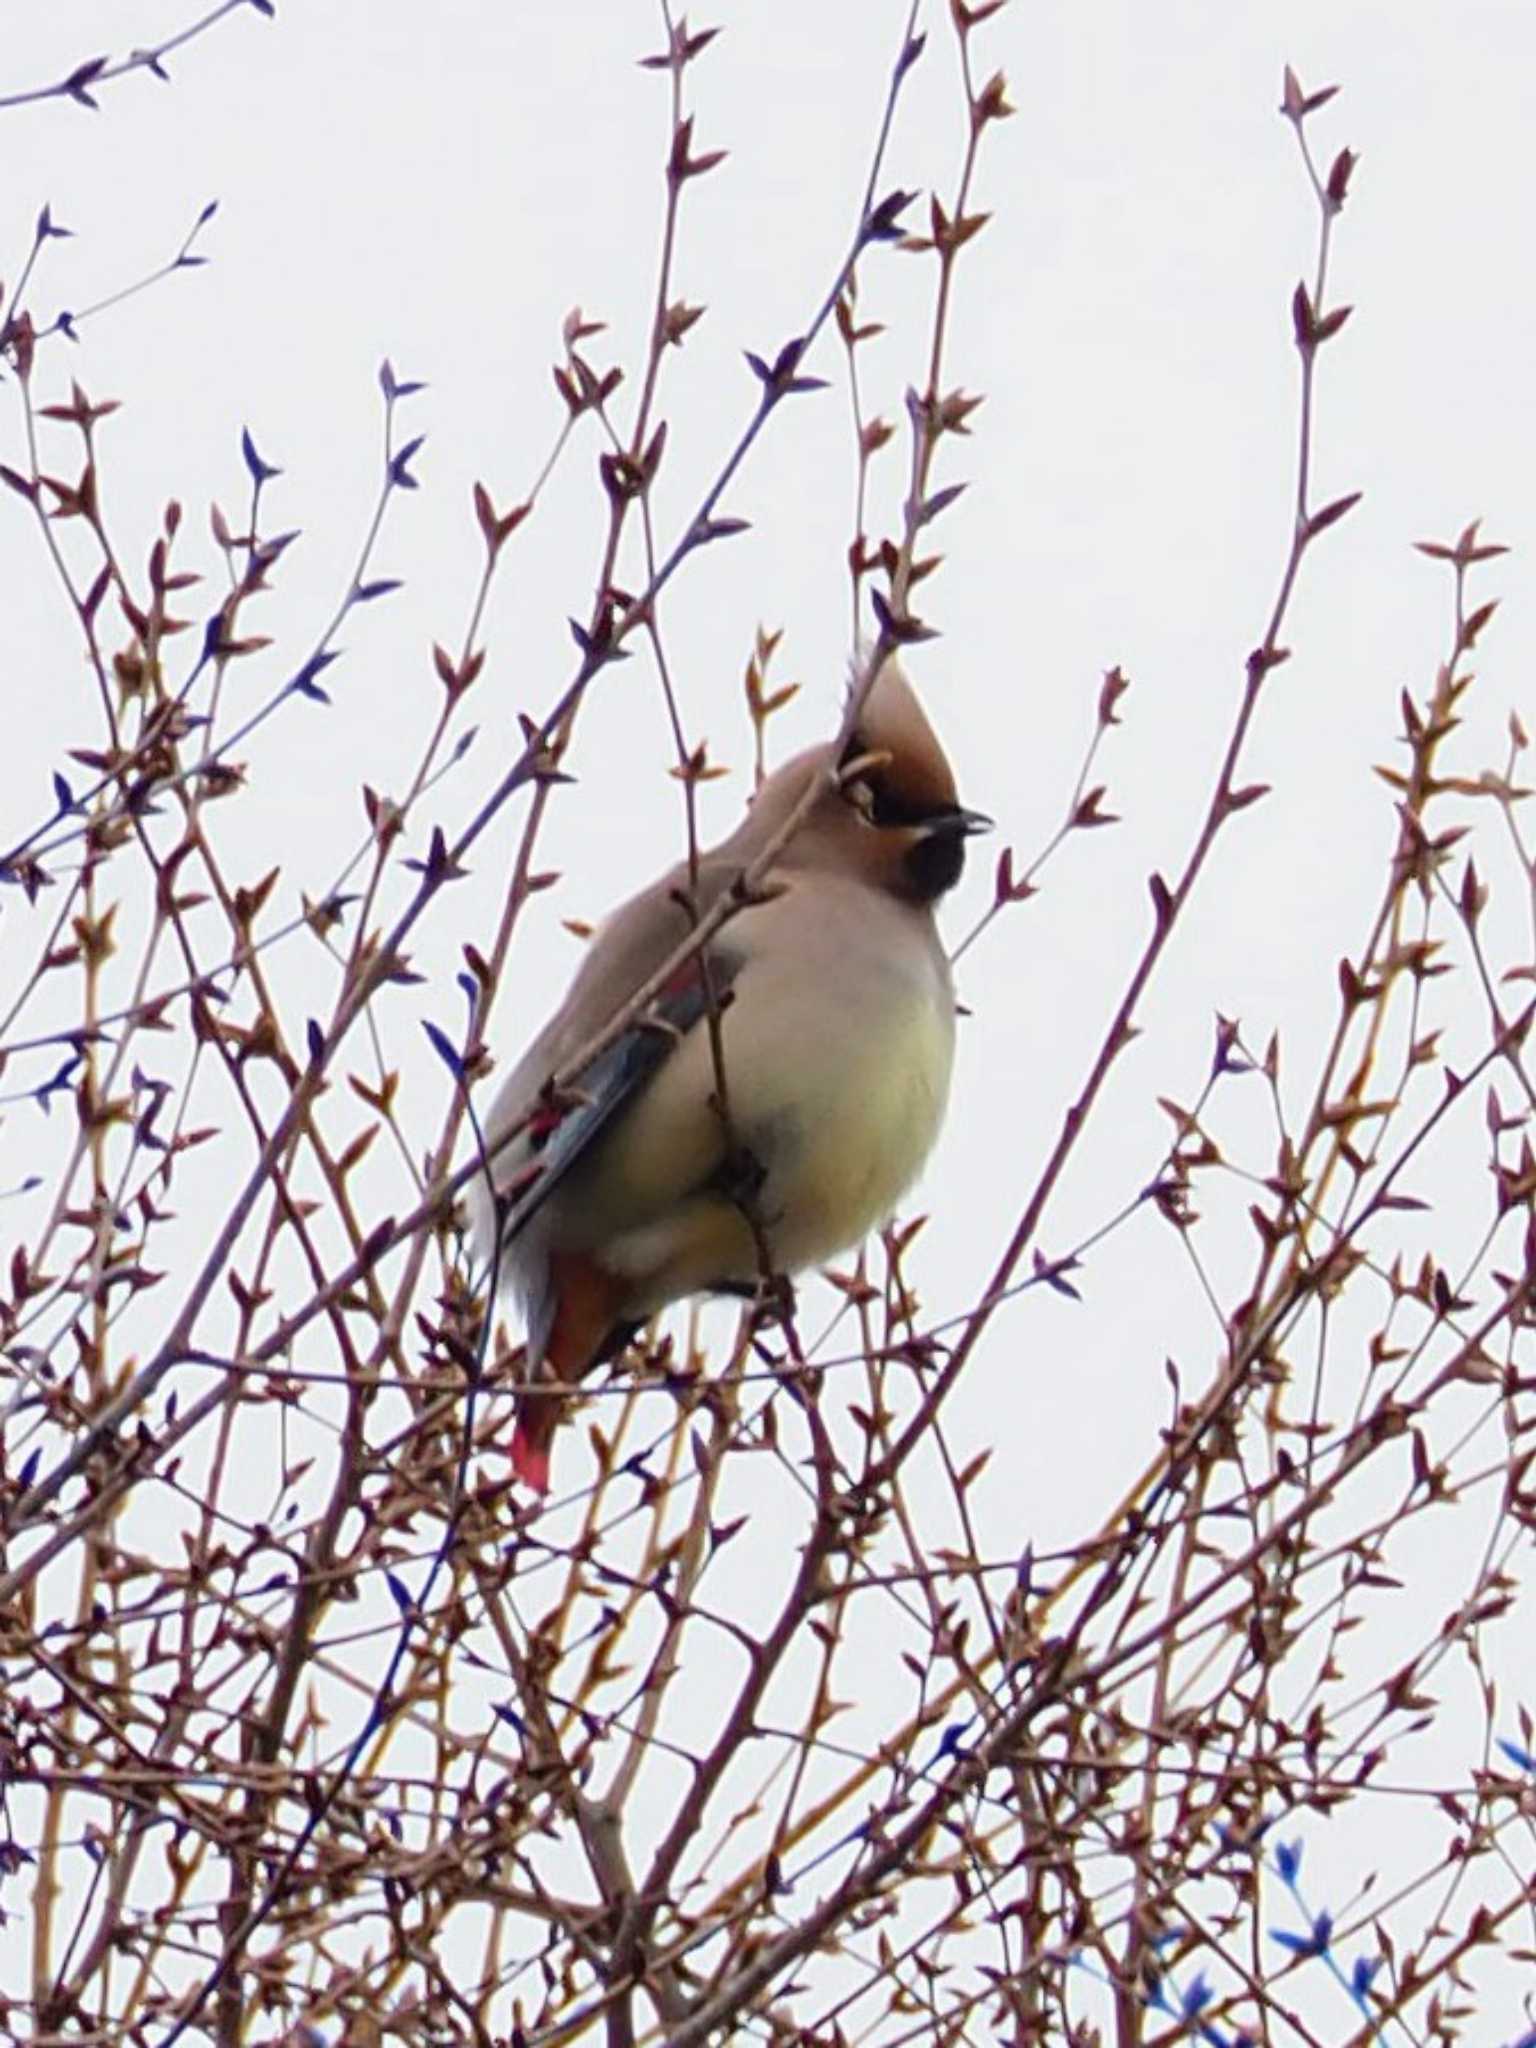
[748,1001,953,1269]
[601,974,955,1302]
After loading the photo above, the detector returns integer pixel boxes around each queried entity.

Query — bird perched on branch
[472,654,986,1492]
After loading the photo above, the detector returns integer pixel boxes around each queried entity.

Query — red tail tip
[510,1423,551,1495]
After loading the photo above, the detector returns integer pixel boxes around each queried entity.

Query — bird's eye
[845,776,876,823]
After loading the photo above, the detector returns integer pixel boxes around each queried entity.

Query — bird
[471,655,986,1492]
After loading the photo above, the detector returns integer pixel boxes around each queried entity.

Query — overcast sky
[6,0,1527,1517]
[5,1,1535,2032]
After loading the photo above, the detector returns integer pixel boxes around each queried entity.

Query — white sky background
[5,0,1536,2036]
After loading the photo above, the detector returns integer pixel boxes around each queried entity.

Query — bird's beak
[925,805,993,839]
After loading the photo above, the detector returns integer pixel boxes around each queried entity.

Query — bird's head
[826,655,989,903]
[735,655,988,905]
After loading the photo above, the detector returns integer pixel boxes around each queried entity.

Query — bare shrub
[1,8,1533,2046]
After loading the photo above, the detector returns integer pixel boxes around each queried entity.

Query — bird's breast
[715,930,956,1273]
[531,893,958,1309]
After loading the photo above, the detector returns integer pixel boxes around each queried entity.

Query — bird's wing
[493,955,742,1251]
[478,851,749,1258]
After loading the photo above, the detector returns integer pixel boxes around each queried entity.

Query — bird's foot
[749,1270,798,1331]
[715,1141,768,1214]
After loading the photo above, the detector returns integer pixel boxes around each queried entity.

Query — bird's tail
[509,1398,557,1494]
[506,1249,624,1495]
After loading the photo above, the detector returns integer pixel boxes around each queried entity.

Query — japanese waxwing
[472,654,987,1491]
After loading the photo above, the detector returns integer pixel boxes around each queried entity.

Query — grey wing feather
[475,953,741,1275]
